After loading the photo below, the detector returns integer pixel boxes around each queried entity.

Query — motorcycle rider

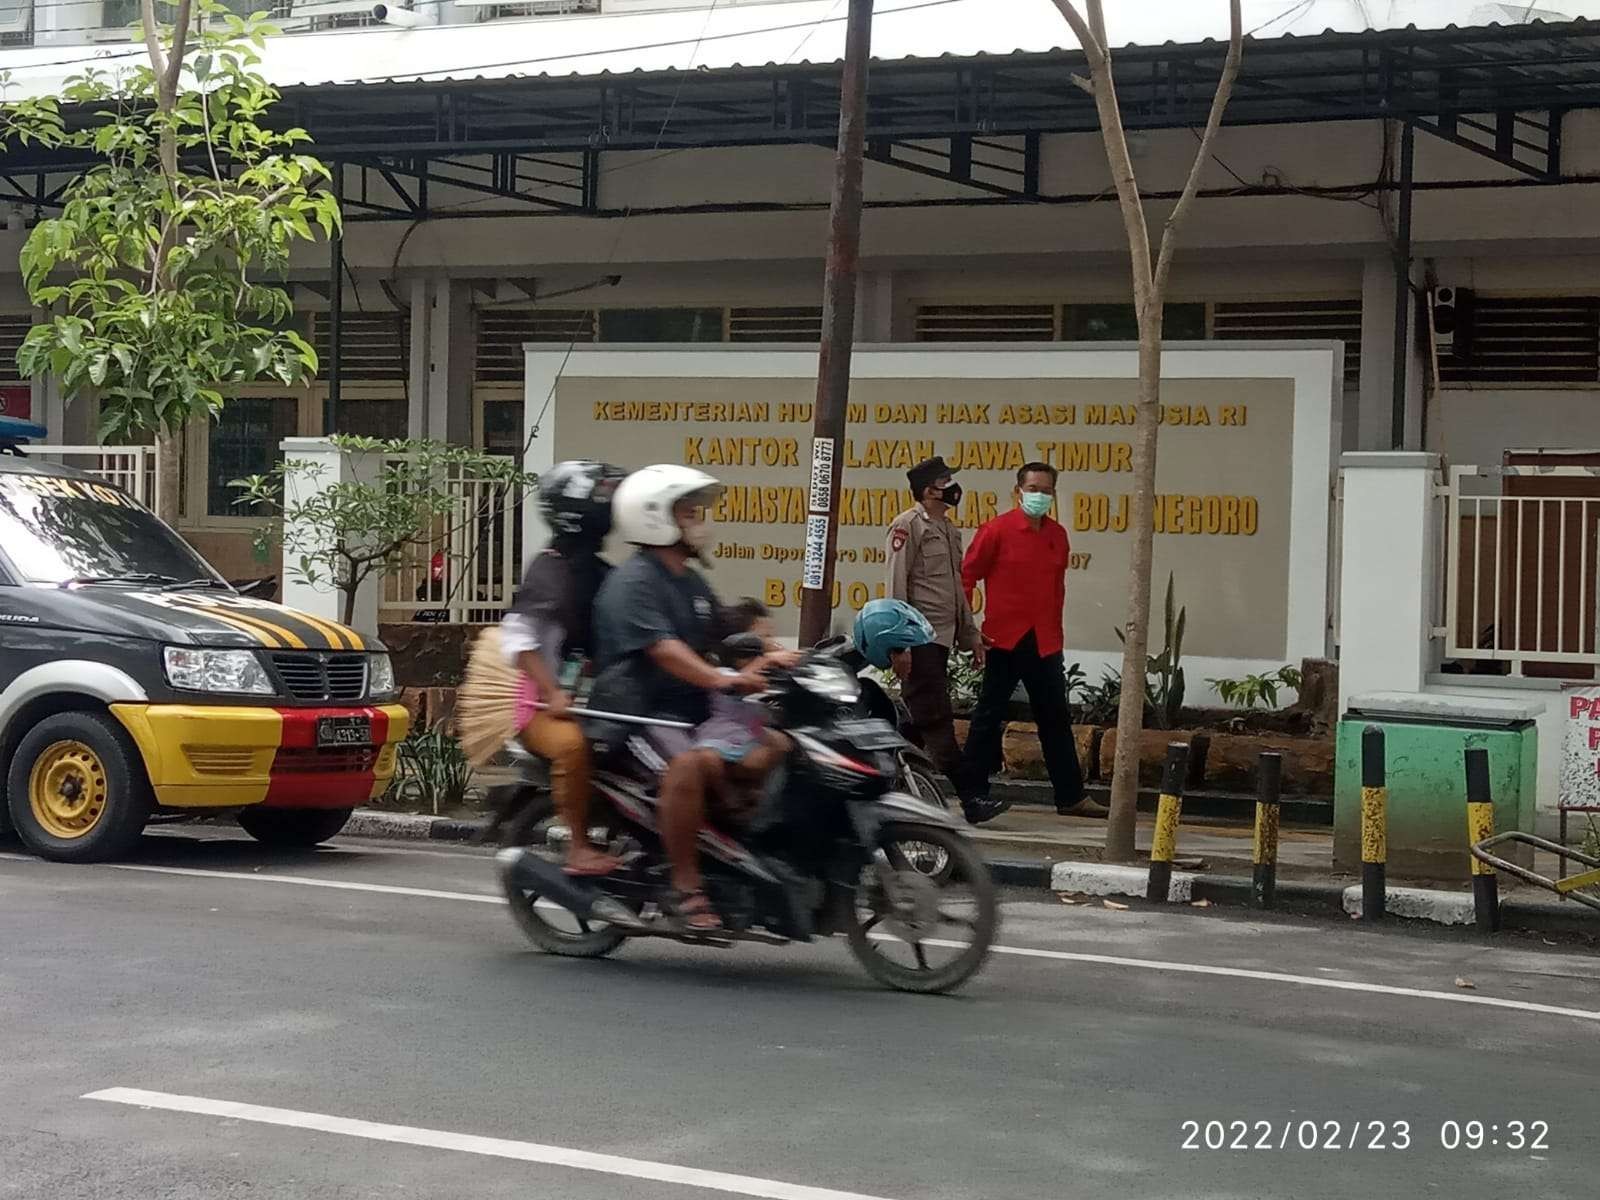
[853,597,934,684]
[589,464,798,932]
[502,460,626,876]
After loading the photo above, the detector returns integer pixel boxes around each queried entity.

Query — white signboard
[1560,684,1600,808]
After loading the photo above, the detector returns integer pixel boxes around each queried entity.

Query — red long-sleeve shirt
[961,507,1070,657]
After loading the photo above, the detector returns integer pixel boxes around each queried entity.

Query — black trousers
[960,631,1084,808]
[902,642,964,784]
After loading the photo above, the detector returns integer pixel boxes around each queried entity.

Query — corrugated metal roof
[0,0,1593,98]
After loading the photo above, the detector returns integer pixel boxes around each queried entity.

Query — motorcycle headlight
[163,647,274,696]
[799,662,861,705]
[368,652,397,698]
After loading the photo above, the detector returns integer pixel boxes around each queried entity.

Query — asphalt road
[2,828,1598,1200]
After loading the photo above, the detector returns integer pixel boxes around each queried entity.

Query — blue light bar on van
[0,416,48,448]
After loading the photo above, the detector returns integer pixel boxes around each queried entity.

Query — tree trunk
[154,426,182,524]
[1104,329,1164,860]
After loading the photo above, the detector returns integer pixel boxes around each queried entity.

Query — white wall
[1435,389,1600,468]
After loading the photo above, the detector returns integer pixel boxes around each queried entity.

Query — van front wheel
[8,711,151,863]
[237,806,354,848]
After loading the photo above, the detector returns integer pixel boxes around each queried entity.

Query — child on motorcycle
[502,460,626,876]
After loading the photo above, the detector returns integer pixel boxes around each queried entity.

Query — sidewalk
[969,805,1332,875]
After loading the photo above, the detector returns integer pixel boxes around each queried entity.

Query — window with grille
[0,314,33,387]
[1437,296,1600,386]
[597,308,724,343]
[1062,303,1206,341]
[728,307,823,342]
[311,312,410,383]
[464,0,600,20]
[475,309,596,384]
[1212,298,1363,389]
[208,396,298,517]
[913,305,1056,342]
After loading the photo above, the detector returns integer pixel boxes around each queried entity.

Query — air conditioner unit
[1431,286,1475,360]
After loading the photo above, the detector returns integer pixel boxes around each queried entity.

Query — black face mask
[939,483,963,508]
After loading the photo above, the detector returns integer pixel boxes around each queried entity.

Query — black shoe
[962,796,1012,826]
[1056,797,1110,818]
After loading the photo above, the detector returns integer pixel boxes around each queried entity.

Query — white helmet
[612,464,724,547]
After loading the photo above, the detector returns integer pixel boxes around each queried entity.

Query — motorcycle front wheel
[847,822,998,994]
[895,766,955,882]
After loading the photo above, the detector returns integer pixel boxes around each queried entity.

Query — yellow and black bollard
[1252,752,1283,910]
[1464,747,1501,933]
[1360,725,1387,921]
[1146,742,1190,903]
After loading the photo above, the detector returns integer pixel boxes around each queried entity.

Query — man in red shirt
[958,462,1099,817]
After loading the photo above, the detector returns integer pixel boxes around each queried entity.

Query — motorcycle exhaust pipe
[496,847,601,920]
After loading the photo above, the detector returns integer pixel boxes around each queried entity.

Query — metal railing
[378,461,525,626]
[15,444,158,506]
[1437,465,1600,674]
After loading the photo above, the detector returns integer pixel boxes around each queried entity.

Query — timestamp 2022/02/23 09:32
[1180,1119,1552,1152]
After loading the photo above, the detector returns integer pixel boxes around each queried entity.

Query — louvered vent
[311,312,409,382]
[1438,296,1600,386]
[728,307,823,342]
[913,304,1055,342]
[1212,299,1362,388]
[0,314,34,384]
[476,309,596,383]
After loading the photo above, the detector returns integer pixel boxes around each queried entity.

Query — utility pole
[797,0,873,648]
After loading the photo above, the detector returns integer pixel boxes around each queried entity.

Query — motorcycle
[495,643,999,994]
[484,638,963,879]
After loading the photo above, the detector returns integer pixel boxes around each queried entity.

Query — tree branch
[1050,0,1154,303]
[1152,0,1243,300]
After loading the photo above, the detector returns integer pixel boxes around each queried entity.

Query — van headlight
[368,652,396,698]
[163,647,274,696]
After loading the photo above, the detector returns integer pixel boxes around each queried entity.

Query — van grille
[270,652,369,703]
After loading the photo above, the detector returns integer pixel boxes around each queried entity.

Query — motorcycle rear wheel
[847,822,998,994]
[500,849,636,959]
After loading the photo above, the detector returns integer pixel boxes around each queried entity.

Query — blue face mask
[1019,491,1054,518]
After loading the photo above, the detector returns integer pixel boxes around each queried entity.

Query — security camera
[372,3,423,26]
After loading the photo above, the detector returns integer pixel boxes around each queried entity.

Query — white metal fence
[378,462,525,626]
[18,445,158,506]
[1438,464,1600,674]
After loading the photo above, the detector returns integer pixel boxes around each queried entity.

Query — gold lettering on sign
[937,403,991,424]
[593,401,771,423]
[1035,442,1133,474]
[684,437,800,467]
[947,441,1025,472]
[1001,404,1076,425]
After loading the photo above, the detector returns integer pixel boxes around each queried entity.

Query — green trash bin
[1334,692,1540,880]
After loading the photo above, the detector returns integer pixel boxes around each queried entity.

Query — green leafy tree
[234,437,539,628]
[2,0,337,521]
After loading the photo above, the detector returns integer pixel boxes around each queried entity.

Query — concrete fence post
[280,436,380,636]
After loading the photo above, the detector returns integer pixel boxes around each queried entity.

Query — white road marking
[84,1088,896,1200]
[9,853,1598,1023]
[108,862,501,904]
[913,937,1600,1023]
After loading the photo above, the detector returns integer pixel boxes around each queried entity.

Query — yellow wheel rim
[28,740,110,840]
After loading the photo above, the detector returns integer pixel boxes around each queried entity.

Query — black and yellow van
[0,454,409,862]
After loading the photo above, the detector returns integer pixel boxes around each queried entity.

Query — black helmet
[537,460,626,542]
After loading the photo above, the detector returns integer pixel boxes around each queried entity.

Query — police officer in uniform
[886,456,1007,825]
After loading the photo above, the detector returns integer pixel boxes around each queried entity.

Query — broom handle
[534,702,694,731]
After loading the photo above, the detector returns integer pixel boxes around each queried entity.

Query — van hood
[17,587,379,652]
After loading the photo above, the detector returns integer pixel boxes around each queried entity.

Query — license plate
[836,719,903,750]
[317,716,372,748]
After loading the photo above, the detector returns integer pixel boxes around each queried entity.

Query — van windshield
[0,472,219,586]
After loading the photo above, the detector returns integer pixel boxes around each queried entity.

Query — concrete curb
[345,808,491,842]
[341,809,1593,938]
[1049,860,1597,937]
